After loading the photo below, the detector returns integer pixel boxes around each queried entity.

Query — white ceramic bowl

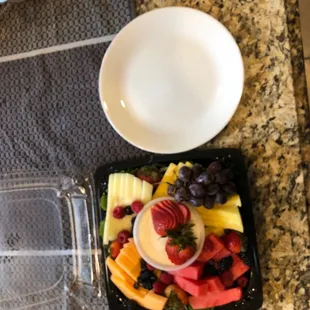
[99,7,244,153]
[133,197,205,272]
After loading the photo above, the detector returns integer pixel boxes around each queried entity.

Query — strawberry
[223,231,241,254]
[110,240,122,259]
[165,239,195,265]
[136,166,162,185]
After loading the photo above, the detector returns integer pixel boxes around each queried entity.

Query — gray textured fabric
[0,0,134,57]
[0,1,145,309]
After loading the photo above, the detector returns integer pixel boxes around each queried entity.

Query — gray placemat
[0,0,134,57]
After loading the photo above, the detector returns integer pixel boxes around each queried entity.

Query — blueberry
[125,206,134,215]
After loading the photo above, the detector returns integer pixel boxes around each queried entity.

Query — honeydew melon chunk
[103,173,153,245]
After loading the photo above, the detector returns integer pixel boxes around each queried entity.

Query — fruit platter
[95,149,263,310]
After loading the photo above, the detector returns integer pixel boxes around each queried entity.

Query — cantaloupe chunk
[110,275,148,300]
[140,291,168,310]
[106,257,134,285]
[197,205,244,233]
[122,245,140,261]
[115,252,141,281]
[124,238,140,258]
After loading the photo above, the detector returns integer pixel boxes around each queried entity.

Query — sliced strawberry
[157,202,178,229]
[177,203,191,224]
[151,207,172,236]
[166,202,183,227]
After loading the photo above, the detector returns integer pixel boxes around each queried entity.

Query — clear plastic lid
[0,172,102,309]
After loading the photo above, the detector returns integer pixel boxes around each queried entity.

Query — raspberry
[113,206,125,219]
[153,280,167,295]
[159,272,174,285]
[117,230,131,244]
[236,276,249,288]
[131,200,144,214]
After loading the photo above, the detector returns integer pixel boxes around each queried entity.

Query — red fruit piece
[220,270,234,287]
[169,262,204,280]
[236,276,249,288]
[113,206,125,219]
[230,254,250,280]
[131,200,144,214]
[189,287,242,309]
[117,230,131,244]
[151,207,173,236]
[110,240,122,259]
[178,203,191,224]
[197,233,224,262]
[146,263,155,271]
[161,200,182,227]
[136,166,162,185]
[157,202,178,229]
[159,272,174,285]
[153,280,167,295]
[213,247,231,261]
[223,231,241,254]
[166,239,195,265]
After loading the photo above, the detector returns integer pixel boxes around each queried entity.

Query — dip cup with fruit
[133,197,205,272]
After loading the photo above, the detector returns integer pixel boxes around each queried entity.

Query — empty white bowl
[99,7,244,153]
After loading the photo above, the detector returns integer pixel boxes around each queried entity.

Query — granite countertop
[135,0,310,309]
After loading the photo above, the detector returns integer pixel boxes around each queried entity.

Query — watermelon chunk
[174,275,224,296]
[205,276,225,292]
[213,247,231,261]
[197,233,224,262]
[189,287,242,309]
[169,262,203,280]
[230,254,250,280]
[220,254,250,287]
[174,276,208,296]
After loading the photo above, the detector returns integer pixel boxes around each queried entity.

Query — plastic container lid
[0,172,102,310]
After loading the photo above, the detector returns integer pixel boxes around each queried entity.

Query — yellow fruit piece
[110,275,148,300]
[197,205,244,233]
[153,163,178,199]
[140,291,168,310]
[115,252,141,281]
[106,257,134,285]
[124,238,140,258]
[214,194,242,208]
[205,226,225,237]
[104,173,153,245]
[122,244,140,261]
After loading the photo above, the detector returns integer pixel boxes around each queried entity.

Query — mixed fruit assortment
[100,160,253,310]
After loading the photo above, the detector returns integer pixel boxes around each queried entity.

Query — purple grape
[222,182,237,194]
[215,191,227,204]
[196,171,214,186]
[207,161,222,174]
[175,179,184,187]
[204,196,214,209]
[178,166,193,183]
[189,183,207,198]
[206,183,220,195]
[189,196,204,207]
[175,187,190,202]
[192,164,203,179]
[215,169,233,184]
[168,184,177,196]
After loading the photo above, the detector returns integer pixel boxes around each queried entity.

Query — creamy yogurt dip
[134,198,205,271]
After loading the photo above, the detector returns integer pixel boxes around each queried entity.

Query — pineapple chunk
[197,205,244,232]
[103,173,153,245]
[153,163,178,199]
[214,194,242,208]
[205,226,225,237]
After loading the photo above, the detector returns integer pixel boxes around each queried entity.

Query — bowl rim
[133,196,205,272]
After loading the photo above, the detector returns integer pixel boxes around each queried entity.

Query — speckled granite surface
[135,0,310,309]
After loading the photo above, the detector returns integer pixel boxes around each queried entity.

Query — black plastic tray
[94,149,263,310]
